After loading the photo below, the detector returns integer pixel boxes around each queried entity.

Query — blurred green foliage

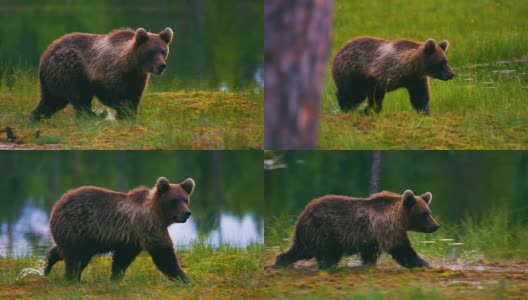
[0,0,263,91]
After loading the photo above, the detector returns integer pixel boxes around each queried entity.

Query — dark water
[0,0,263,91]
[0,151,264,257]
[265,151,528,223]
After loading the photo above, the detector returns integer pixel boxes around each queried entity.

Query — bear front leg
[407,77,430,115]
[115,99,139,120]
[389,243,432,269]
[111,246,141,282]
[148,246,189,283]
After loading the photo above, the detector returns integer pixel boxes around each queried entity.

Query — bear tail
[44,245,63,276]
[274,241,311,266]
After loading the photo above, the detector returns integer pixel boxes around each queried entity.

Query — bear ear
[424,38,436,55]
[180,178,195,196]
[155,177,171,194]
[438,40,449,52]
[135,28,149,45]
[402,189,416,208]
[159,27,173,44]
[420,192,432,205]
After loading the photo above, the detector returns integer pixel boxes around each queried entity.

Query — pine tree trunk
[370,151,382,195]
[264,0,334,149]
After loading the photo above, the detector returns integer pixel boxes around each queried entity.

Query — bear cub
[332,37,455,115]
[275,190,439,269]
[44,177,194,283]
[31,27,173,121]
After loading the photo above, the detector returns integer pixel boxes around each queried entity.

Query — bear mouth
[423,225,440,233]
[437,73,455,81]
[152,65,166,75]
[174,215,190,223]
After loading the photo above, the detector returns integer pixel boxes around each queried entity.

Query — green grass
[0,242,263,299]
[0,76,264,149]
[320,0,528,149]
[264,209,528,299]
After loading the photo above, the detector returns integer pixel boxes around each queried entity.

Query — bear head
[152,177,194,226]
[134,27,173,75]
[401,189,440,233]
[421,38,455,81]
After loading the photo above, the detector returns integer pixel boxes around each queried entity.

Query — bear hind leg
[63,255,92,281]
[316,252,342,269]
[112,100,140,121]
[64,257,80,281]
[111,246,141,282]
[274,242,313,266]
[359,244,380,266]
[44,245,63,275]
[77,255,93,281]
[336,87,366,112]
[71,94,98,119]
[315,244,343,269]
[62,245,93,281]
[30,92,68,122]
[366,87,385,114]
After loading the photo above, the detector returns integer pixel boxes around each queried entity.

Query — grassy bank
[320,0,528,149]
[264,210,528,299]
[0,90,263,150]
[0,69,263,150]
[0,242,263,299]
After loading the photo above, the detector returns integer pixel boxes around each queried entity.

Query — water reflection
[0,202,262,257]
[169,213,262,249]
[0,200,49,258]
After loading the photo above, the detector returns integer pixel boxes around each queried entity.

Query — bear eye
[161,50,167,57]
[421,211,429,217]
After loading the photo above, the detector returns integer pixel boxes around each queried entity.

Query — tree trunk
[370,151,382,195]
[264,0,334,149]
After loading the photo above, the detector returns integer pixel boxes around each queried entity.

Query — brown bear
[332,37,455,115]
[30,27,173,121]
[44,177,194,283]
[275,190,439,269]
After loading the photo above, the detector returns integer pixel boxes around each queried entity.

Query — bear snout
[442,67,455,81]
[426,223,440,233]
[183,211,191,221]
[158,64,167,73]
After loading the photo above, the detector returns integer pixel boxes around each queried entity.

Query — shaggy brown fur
[31,27,173,121]
[275,190,439,269]
[44,177,194,283]
[332,37,454,115]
